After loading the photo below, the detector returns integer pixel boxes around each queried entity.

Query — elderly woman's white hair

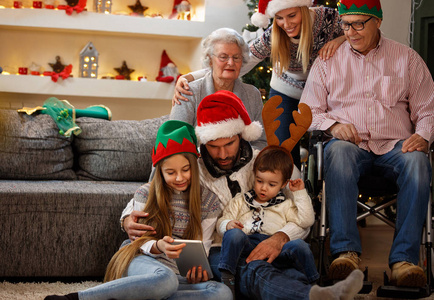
[201,28,250,68]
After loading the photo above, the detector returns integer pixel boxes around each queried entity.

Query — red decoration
[18,67,28,75]
[65,0,87,15]
[33,1,42,8]
[30,71,40,76]
[156,50,180,83]
[13,1,23,8]
[44,65,73,82]
[115,75,125,80]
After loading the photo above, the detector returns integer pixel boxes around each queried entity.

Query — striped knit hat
[338,0,383,20]
[152,120,199,166]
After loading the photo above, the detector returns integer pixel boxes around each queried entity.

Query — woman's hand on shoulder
[186,266,210,284]
[318,35,346,60]
[160,236,185,258]
[172,74,194,106]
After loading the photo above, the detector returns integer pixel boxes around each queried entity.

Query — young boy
[217,145,316,294]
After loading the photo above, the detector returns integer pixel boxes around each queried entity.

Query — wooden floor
[347,218,434,299]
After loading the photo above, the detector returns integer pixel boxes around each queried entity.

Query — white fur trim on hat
[196,117,262,145]
[267,0,313,17]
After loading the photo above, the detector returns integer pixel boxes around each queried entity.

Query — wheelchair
[304,131,434,299]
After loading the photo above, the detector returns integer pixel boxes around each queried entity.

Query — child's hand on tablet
[186,266,210,283]
[160,236,186,258]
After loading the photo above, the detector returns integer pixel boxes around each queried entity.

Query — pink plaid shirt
[300,34,434,155]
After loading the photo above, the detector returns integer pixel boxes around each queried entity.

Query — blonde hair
[271,6,313,74]
[104,153,202,282]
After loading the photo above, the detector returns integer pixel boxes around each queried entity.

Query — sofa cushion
[74,115,169,181]
[0,180,139,277]
[0,109,76,180]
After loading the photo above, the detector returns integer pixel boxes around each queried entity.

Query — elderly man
[300,0,434,287]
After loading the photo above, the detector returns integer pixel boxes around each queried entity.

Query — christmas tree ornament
[94,0,112,13]
[128,0,148,16]
[156,50,180,83]
[80,42,99,79]
[114,61,134,80]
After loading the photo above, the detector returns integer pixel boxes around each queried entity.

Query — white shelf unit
[0,1,250,120]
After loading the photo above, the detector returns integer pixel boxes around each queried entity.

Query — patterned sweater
[133,183,221,275]
[245,6,342,99]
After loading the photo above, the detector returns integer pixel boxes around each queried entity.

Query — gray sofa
[0,109,168,278]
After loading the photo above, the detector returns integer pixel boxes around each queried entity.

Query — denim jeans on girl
[78,254,232,300]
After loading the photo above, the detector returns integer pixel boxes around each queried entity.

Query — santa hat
[338,0,383,20]
[152,120,199,166]
[251,0,313,28]
[169,0,188,19]
[156,50,176,83]
[195,90,263,144]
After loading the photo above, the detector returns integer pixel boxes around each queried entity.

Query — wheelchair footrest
[376,285,430,299]
[376,271,431,299]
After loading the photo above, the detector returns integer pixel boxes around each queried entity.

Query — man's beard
[215,155,237,170]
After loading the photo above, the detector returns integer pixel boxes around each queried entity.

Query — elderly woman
[170,27,267,150]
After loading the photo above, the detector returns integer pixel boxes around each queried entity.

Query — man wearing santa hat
[122,90,365,299]
[301,0,434,288]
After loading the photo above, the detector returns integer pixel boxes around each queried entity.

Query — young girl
[45,120,231,300]
[173,0,345,169]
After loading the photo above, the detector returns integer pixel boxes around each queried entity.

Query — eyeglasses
[212,54,243,63]
[339,16,373,31]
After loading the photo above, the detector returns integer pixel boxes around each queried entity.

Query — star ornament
[128,0,148,15]
[114,61,135,80]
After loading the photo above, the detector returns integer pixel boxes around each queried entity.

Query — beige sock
[309,269,364,300]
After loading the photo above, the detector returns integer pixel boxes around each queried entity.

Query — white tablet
[172,239,213,279]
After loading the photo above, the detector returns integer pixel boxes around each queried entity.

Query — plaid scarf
[243,189,286,234]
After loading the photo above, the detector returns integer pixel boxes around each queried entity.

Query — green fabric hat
[338,0,383,20]
[152,120,199,166]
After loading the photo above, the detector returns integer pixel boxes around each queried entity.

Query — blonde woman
[173,0,344,169]
[45,120,231,300]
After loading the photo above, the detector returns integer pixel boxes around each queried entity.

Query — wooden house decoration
[79,42,99,79]
[94,0,112,14]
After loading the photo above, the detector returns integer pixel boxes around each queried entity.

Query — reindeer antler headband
[261,96,312,153]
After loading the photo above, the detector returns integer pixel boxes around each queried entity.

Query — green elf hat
[338,0,383,20]
[152,120,199,167]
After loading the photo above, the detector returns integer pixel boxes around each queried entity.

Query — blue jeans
[324,139,431,266]
[218,229,319,283]
[269,88,301,169]
[79,255,232,300]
